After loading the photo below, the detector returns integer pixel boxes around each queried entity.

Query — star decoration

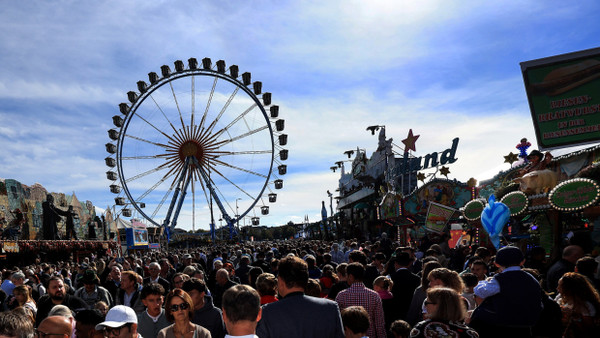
[417,172,426,182]
[402,129,420,152]
[504,152,519,165]
[440,166,450,178]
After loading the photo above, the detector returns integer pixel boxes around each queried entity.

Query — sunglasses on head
[170,302,190,312]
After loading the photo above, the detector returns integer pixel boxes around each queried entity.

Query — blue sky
[1,1,599,232]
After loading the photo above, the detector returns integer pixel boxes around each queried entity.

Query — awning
[354,202,370,209]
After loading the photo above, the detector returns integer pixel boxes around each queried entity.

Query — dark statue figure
[65,205,79,240]
[42,194,69,240]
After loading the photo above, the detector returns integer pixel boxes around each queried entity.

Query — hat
[95,305,137,330]
[495,246,524,267]
[183,254,192,260]
[527,150,543,160]
[80,270,99,285]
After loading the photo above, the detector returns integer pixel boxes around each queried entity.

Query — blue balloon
[480,195,510,249]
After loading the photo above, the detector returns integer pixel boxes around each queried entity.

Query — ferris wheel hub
[179,140,204,164]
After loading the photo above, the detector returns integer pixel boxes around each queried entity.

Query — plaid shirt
[335,282,386,338]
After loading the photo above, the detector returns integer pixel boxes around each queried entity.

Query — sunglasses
[170,302,190,312]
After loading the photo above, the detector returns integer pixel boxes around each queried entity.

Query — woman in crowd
[256,273,278,305]
[405,261,443,326]
[411,287,479,337]
[12,285,36,317]
[158,288,211,338]
[556,272,600,337]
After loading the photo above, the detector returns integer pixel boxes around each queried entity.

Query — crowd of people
[0,233,599,337]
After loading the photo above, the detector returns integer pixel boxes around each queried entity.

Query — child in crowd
[390,320,411,338]
[373,276,393,300]
[461,272,478,310]
[341,306,370,338]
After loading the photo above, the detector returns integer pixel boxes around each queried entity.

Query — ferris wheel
[104,58,288,239]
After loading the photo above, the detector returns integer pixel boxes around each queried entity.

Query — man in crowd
[117,271,144,313]
[0,311,34,338]
[183,278,226,338]
[74,270,113,308]
[137,282,169,338]
[389,252,420,321]
[75,309,105,338]
[470,246,543,337]
[38,316,73,338]
[222,285,262,338]
[256,256,344,338]
[102,264,122,302]
[212,268,238,309]
[545,244,584,293]
[335,262,386,338]
[36,276,88,326]
[96,305,141,338]
[469,260,489,281]
[142,262,171,295]
[330,243,345,264]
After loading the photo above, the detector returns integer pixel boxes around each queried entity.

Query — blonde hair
[373,276,392,290]
[426,287,466,322]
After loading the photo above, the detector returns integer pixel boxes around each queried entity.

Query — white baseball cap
[95,305,137,330]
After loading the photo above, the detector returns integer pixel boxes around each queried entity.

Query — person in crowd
[256,256,344,338]
[222,285,262,338]
[521,268,562,338]
[255,273,278,305]
[470,246,543,337]
[555,272,600,337]
[38,316,73,338]
[171,273,188,291]
[0,310,34,338]
[460,273,478,310]
[364,252,385,289]
[232,256,250,285]
[95,305,141,338]
[252,251,270,273]
[575,256,600,291]
[405,260,442,326]
[330,243,345,264]
[48,304,76,337]
[546,245,584,294]
[390,252,420,321]
[305,255,322,279]
[143,262,171,295]
[463,247,492,271]
[182,278,225,338]
[36,276,88,326]
[94,301,109,317]
[102,264,122,303]
[411,287,479,337]
[74,270,113,308]
[466,260,489,281]
[12,285,37,317]
[0,270,16,298]
[389,320,411,338]
[373,275,394,333]
[344,242,359,263]
[74,309,104,338]
[427,268,464,294]
[305,279,322,298]
[158,289,211,338]
[137,282,169,338]
[341,306,370,338]
[319,265,338,298]
[524,246,548,276]
[116,271,144,313]
[160,258,176,284]
[321,253,338,271]
[212,268,238,309]
[247,267,263,289]
[328,263,349,300]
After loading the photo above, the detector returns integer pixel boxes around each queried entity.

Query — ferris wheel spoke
[121,154,170,160]
[150,95,182,139]
[199,76,218,130]
[210,166,256,200]
[125,162,170,183]
[134,113,181,145]
[206,86,239,135]
[125,134,170,149]
[212,158,268,178]
[212,103,258,139]
[151,184,176,219]
[169,81,186,130]
[222,125,270,145]
[191,76,196,127]
[216,150,273,156]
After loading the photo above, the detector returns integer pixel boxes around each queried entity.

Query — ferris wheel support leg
[170,172,193,232]
[162,157,191,236]
[191,156,237,240]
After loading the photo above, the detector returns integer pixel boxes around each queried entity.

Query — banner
[521,47,600,150]
[425,202,456,233]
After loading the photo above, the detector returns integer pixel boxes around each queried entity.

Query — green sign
[463,200,484,221]
[521,47,600,150]
[500,191,529,216]
[549,178,600,211]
